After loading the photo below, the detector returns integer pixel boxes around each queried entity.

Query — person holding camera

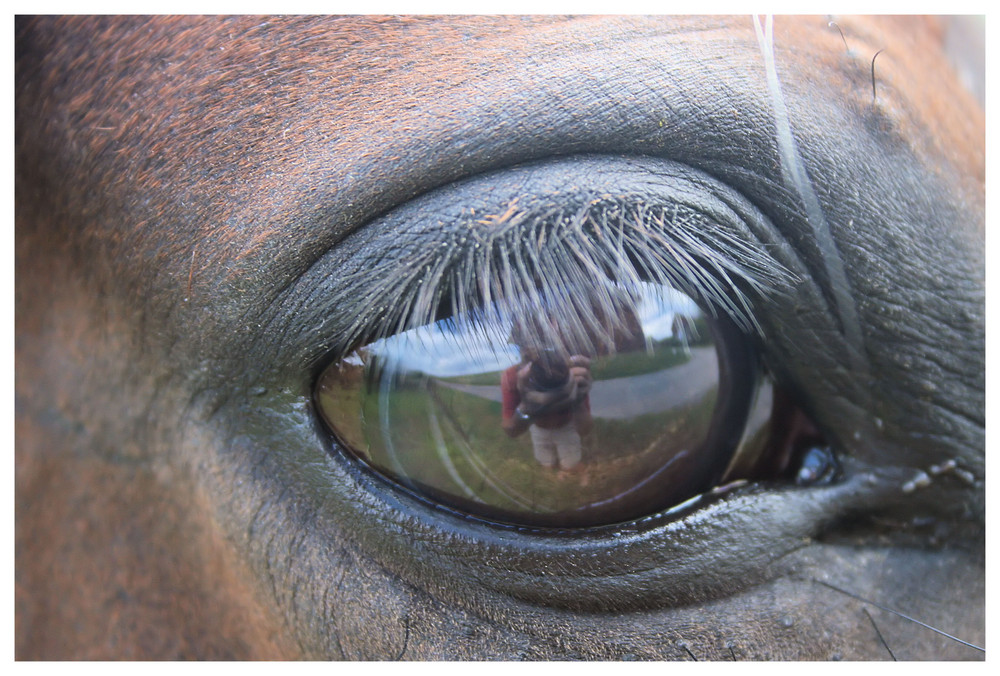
[500,346,594,472]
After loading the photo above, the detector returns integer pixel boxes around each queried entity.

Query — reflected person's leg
[528,426,558,468]
[553,424,582,470]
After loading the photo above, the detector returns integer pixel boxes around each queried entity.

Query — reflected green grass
[358,371,718,518]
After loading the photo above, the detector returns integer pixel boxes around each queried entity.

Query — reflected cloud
[365,316,520,377]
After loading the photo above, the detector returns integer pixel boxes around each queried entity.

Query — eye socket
[302,154,838,536]
[316,279,774,528]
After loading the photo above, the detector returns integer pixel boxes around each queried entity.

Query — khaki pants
[528,423,582,469]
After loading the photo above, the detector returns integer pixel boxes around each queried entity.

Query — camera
[528,349,570,391]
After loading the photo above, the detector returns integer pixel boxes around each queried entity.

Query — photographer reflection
[501,346,594,473]
[499,288,647,477]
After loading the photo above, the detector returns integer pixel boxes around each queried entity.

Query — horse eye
[315,280,773,528]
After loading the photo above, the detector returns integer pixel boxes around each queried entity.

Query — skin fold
[15,16,983,659]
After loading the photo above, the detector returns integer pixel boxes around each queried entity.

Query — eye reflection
[316,281,769,527]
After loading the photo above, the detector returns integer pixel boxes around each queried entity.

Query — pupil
[315,281,760,528]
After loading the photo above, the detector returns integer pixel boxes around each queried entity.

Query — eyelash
[335,194,796,357]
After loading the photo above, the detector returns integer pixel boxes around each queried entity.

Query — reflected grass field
[356,371,718,519]
[311,287,725,524]
[316,365,367,453]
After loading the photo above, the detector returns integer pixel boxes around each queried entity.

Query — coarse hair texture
[336,195,793,358]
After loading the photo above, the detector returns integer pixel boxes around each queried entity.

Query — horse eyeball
[314,281,771,528]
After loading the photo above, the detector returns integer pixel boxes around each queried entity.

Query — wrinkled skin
[15,16,984,660]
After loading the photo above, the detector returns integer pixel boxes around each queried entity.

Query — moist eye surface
[300,155,798,529]
[316,280,769,527]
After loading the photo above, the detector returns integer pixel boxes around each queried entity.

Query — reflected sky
[362,282,703,377]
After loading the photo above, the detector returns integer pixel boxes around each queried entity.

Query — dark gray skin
[16,16,983,659]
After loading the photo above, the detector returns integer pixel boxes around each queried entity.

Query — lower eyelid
[219,344,909,615]
[291,413,899,611]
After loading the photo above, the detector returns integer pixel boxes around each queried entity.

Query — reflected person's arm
[569,356,594,435]
[501,364,532,438]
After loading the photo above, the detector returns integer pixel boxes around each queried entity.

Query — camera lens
[529,350,570,391]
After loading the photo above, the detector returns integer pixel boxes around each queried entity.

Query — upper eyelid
[267,154,799,376]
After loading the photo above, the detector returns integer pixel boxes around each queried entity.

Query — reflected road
[434,346,718,419]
